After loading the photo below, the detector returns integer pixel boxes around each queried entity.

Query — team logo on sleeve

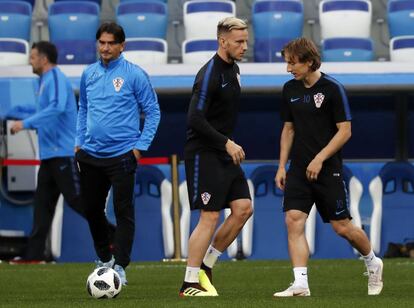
[112,77,124,92]
[201,192,211,205]
[313,93,325,108]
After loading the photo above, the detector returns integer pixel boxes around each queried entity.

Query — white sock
[184,266,200,283]
[362,250,379,269]
[203,245,222,269]
[293,267,308,288]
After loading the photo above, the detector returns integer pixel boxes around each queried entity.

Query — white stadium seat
[183,0,235,40]
[390,35,414,62]
[123,38,168,65]
[0,38,29,66]
[319,0,372,39]
[182,39,218,64]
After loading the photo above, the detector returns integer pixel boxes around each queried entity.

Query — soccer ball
[86,267,122,299]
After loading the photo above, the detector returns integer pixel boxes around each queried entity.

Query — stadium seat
[123,38,168,65]
[0,38,29,66]
[252,0,303,40]
[183,0,236,40]
[307,165,363,258]
[254,37,291,62]
[248,165,288,259]
[182,39,217,64]
[390,35,414,62]
[0,1,32,41]
[54,0,102,6]
[48,1,99,41]
[322,37,374,62]
[319,0,372,40]
[116,1,168,39]
[54,40,96,64]
[369,162,414,256]
[0,0,34,9]
[48,1,99,64]
[388,0,414,38]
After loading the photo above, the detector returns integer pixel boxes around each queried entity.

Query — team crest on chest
[313,92,325,108]
[113,77,124,92]
[201,192,211,205]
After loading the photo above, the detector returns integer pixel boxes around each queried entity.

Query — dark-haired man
[75,22,160,285]
[273,37,383,297]
[10,41,84,263]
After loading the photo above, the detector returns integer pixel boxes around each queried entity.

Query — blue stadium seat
[0,0,34,9]
[48,1,99,64]
[252,0,303,40]
[48,1,100,41]
[390,35,414,62]
[254,37,290,62]
[182,39,218,64]
[249,165,288,259]
[116,1,168,39]
[252,0,303,63]
[369,162,414,257]
[322,37,374,62]
[388,0,414,38]
[309,165,362,259]
[56,197,96,262]
[0,38,29,66]
[54,0,102,6]
[0,1,32,41]
[319,0,372,39]
[124,38,168,65]
[121,0,167,2]
[55,40,96,64]
[183,0,235,39]
[128,165,173,261]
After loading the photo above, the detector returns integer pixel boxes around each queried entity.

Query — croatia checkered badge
[113,77,124,92]
[314,92,325,108]
[201,192,211,205]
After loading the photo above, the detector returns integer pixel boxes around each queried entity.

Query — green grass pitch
[1,259,413,307]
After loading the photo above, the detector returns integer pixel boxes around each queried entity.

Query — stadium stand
[123,38,168,65]
[48,1,100,64]
[369,161,414,257]
[387,0,414,38]
[322,37,375,61]
[390,35,414,61]
[183,0,236,40]
[116,1,168,39]
[0,1,32,41]
[0,38,29,66]
[252,0,303,62]
[182,38,218,64]
[319,0,372,40]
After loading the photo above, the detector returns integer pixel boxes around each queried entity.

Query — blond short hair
[217,17,247,38]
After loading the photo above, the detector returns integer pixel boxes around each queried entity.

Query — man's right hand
[225,139,245,165]
[275,167,287,190]
[74,146,80,153]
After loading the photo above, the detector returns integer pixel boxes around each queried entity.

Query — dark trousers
[26,157,84,260]
[76,149,137,268]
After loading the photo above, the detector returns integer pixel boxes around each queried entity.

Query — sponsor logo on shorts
[333,173,340,177]
[201,192,211,205]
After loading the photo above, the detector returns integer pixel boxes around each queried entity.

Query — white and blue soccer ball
[86,267,122,299]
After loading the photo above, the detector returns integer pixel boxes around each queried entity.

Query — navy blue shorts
[185,152,251,211]
[283,167,352,223]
